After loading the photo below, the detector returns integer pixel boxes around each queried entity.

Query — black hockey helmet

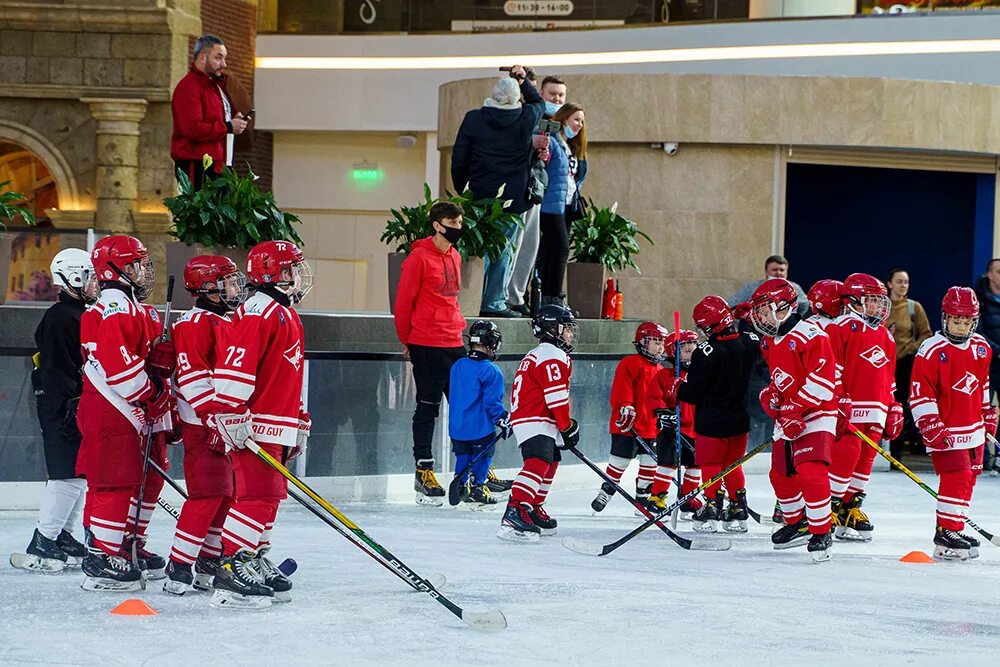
[532,304,578,353]
[468,320,503,360]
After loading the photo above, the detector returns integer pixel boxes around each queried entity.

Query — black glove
[557,419,579,450]
[497,412,513,440]
[60,397,81,440]
[654,408,677,431]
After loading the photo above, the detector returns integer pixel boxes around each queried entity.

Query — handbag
[527,155,547,205]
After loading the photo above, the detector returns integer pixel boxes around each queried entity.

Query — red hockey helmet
[665,328,699,360]
[90,234,154,301]
[807,279,844,320]
[941,286,980,344]
[184,255,248,309]
[748,278,798,337]
[842,273,890,327]
[246,240,313,303]
[692,295,734,336]
[634,321,669,362]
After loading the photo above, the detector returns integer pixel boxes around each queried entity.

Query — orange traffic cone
[110,598,159,616]
[899,550,935,564]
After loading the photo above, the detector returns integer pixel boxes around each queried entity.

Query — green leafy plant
[569,199,653,273]
[163,165,303,249]
[0,180,36,230]
[382,183,523,262]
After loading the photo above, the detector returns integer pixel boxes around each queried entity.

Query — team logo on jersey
[278,311,286,325]
[284,342,303,370]
[771,368,794,392]
[788,340,796,350]
[850,322,860,333]
[860,345,889,369]
[952,371,979,395]
[977,345,988,359]
[149,309,159,323]
[939,351,949,363]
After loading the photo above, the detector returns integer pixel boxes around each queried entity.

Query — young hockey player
[591,321,668,514]
[499,305,578,543]
[805,279,844,330]
[210,240,312,609]
[77,235,174,591]
[910,287,996,561]
[827,273,900,542]
[674,296,760,533]
[750,278,837,562]
[648,329,702,518]
[163,256,247,595]
[448,320,512,509]
[11,249,99,573]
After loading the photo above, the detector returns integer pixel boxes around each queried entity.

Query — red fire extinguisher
[613,280,624,321]
[601,279,616,319]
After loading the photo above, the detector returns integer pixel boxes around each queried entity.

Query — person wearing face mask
[551,103,588,223]
[393,202,469,506]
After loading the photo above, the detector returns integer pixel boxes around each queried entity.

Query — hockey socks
[533,461,559,506]
[604,454,631,486]
[936,469,974,532]
[511,458,550,505]
[221,499,279,556]
[85,488,133,556]
[124,469,165,540]
[169,496,232,565]
[770,461,831,535]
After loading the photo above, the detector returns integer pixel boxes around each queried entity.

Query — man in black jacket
[451,64,545,318]
[974,258,1000,472]
[12,249,98,573]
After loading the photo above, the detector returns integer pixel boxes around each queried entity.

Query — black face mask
[438,224,463,246]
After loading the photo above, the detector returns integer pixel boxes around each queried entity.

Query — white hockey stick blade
[461,610,508,630]
[670,507,679,531]
[688,537,733,551]
[424,573,446,590]
[561,536,604,557]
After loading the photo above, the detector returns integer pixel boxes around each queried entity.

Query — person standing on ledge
[394,201,468,506]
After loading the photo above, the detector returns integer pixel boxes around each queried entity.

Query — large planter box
[387,251,483,317]
[566,261,605,319]
[165,242,250,310]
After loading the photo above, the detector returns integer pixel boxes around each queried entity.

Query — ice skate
[771,519,810,550]
[591,482,615,513]
[10,529,69,574]
[679,497,702,522]
[808,531,833,563]
[193,555,221,591]
[486,468,513,499]
[414,462,445,507]
[692,493,721,533]
[528,505,557,536]
[56,529,87,567]
[255,548,292,603]
[123,535,166,580]
[648,491,669,514]
[163,559,194,596]
[634,484,652,518]
[722,490,749,533]
[81,550,143,592]
[933,526,971,562]
[210,549,274,609]
[956,530,980,559]
[463,483,500,511]
[497,503,541,543]
[833,494,873,542]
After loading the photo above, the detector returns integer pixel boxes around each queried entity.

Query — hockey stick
[566,445,730,552]
[448,435,500,506]
[671,310,681,530]
[563,440,769,557]
[245,440,506,629]
[852,423,999,547]
[130,276,175,589]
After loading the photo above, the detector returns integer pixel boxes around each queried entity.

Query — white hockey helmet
[50,248,99,303]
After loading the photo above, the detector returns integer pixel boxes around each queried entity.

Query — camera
[663,142,679,156]
[538,120,562,135]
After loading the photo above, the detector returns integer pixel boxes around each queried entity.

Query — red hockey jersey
[214,291,305,447]
[172,306,232,426]
[80,286,162,431]
[609,354,663,439]
[510,342,573,444]
[910,332,992,451]
[657,366,695,439]
[760,319,838,440]
[827,312,897,426]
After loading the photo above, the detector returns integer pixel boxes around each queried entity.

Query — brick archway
[0,119,81,211]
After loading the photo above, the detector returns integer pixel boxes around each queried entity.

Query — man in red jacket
[394,201,468,505]
[170,35,248,189]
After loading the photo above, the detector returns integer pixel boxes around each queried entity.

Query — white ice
[3,470,1000,667]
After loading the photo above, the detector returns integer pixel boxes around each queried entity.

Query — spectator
[552,103,588,223]
[393,201,468,506]
[451,65,545,318]
[535,104,580,307]
[884,269,932,459]
[539,75,567,116]
[729,255,809,316]
[170,35,248,189]
[974,258,1000,473]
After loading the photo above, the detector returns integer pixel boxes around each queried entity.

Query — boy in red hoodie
[394,201,469,505]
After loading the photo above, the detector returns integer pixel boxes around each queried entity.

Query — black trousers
[36,394,82,480]
[409,344,465,464]
[174,159,219,191]
[536,211,569,298]
[890,354,921,457]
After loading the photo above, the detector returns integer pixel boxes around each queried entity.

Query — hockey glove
[497,412,513,440]
[732,301,751,321]
[759,384,782,420]
[165,408,183,447]
[776,403,806,440]
[983,407,998,438]
[615,405,637,432]
[138,376,171,424]
[916,414,952,451]
[883,402,904,440]
[662,376,683,404]
[557,419,580,450]
[835,395,853,438]
[289,412,311,461]
[146,337,177,379]
[206,410,255,452]
[654,408,678,432]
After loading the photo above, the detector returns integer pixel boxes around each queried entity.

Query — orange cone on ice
[110,598,159,616]
[899,550,935,564]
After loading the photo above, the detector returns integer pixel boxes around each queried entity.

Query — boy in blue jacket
[449,320,512,508]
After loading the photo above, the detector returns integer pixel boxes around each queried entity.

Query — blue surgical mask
[564,125,576,140]
[544,101,562,116]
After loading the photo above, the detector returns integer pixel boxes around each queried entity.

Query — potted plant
[163,160,303,308]
[567,199,653,319]
[0,180,37,305]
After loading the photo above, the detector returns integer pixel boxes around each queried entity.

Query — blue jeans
[481,223,519,312]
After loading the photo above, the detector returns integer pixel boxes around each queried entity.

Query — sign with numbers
[503,1,575,16]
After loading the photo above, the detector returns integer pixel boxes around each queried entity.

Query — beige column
[80,98,149,233]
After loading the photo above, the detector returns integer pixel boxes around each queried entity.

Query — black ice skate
[463,483,500,511]
[122,535,166,580]
[679,496,703,521]
[81,550,143,592]
[497,502,541,543]
[956,530,981,559]
[486,468,513,498]
[210,549,274,609]
[808,531,833,563]
[10,529,70,574]
[255,548,292,603]
[692,493,722,533]
[57,529,87,566]
[933,526,972,562]
[647,491,669,513]
[415,460,445,507]
[723,490,750,533]
[163,559,194,596]
[833,493,873,542]
[771,518,810,550]
[193,555,220,591]
[528,505,557,536]
[591,482,616,513]
[634,484,652,518]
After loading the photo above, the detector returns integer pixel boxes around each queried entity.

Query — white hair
[490,78,522,107]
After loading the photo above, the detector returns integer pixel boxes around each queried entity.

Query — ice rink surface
[3,471,1000,667]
